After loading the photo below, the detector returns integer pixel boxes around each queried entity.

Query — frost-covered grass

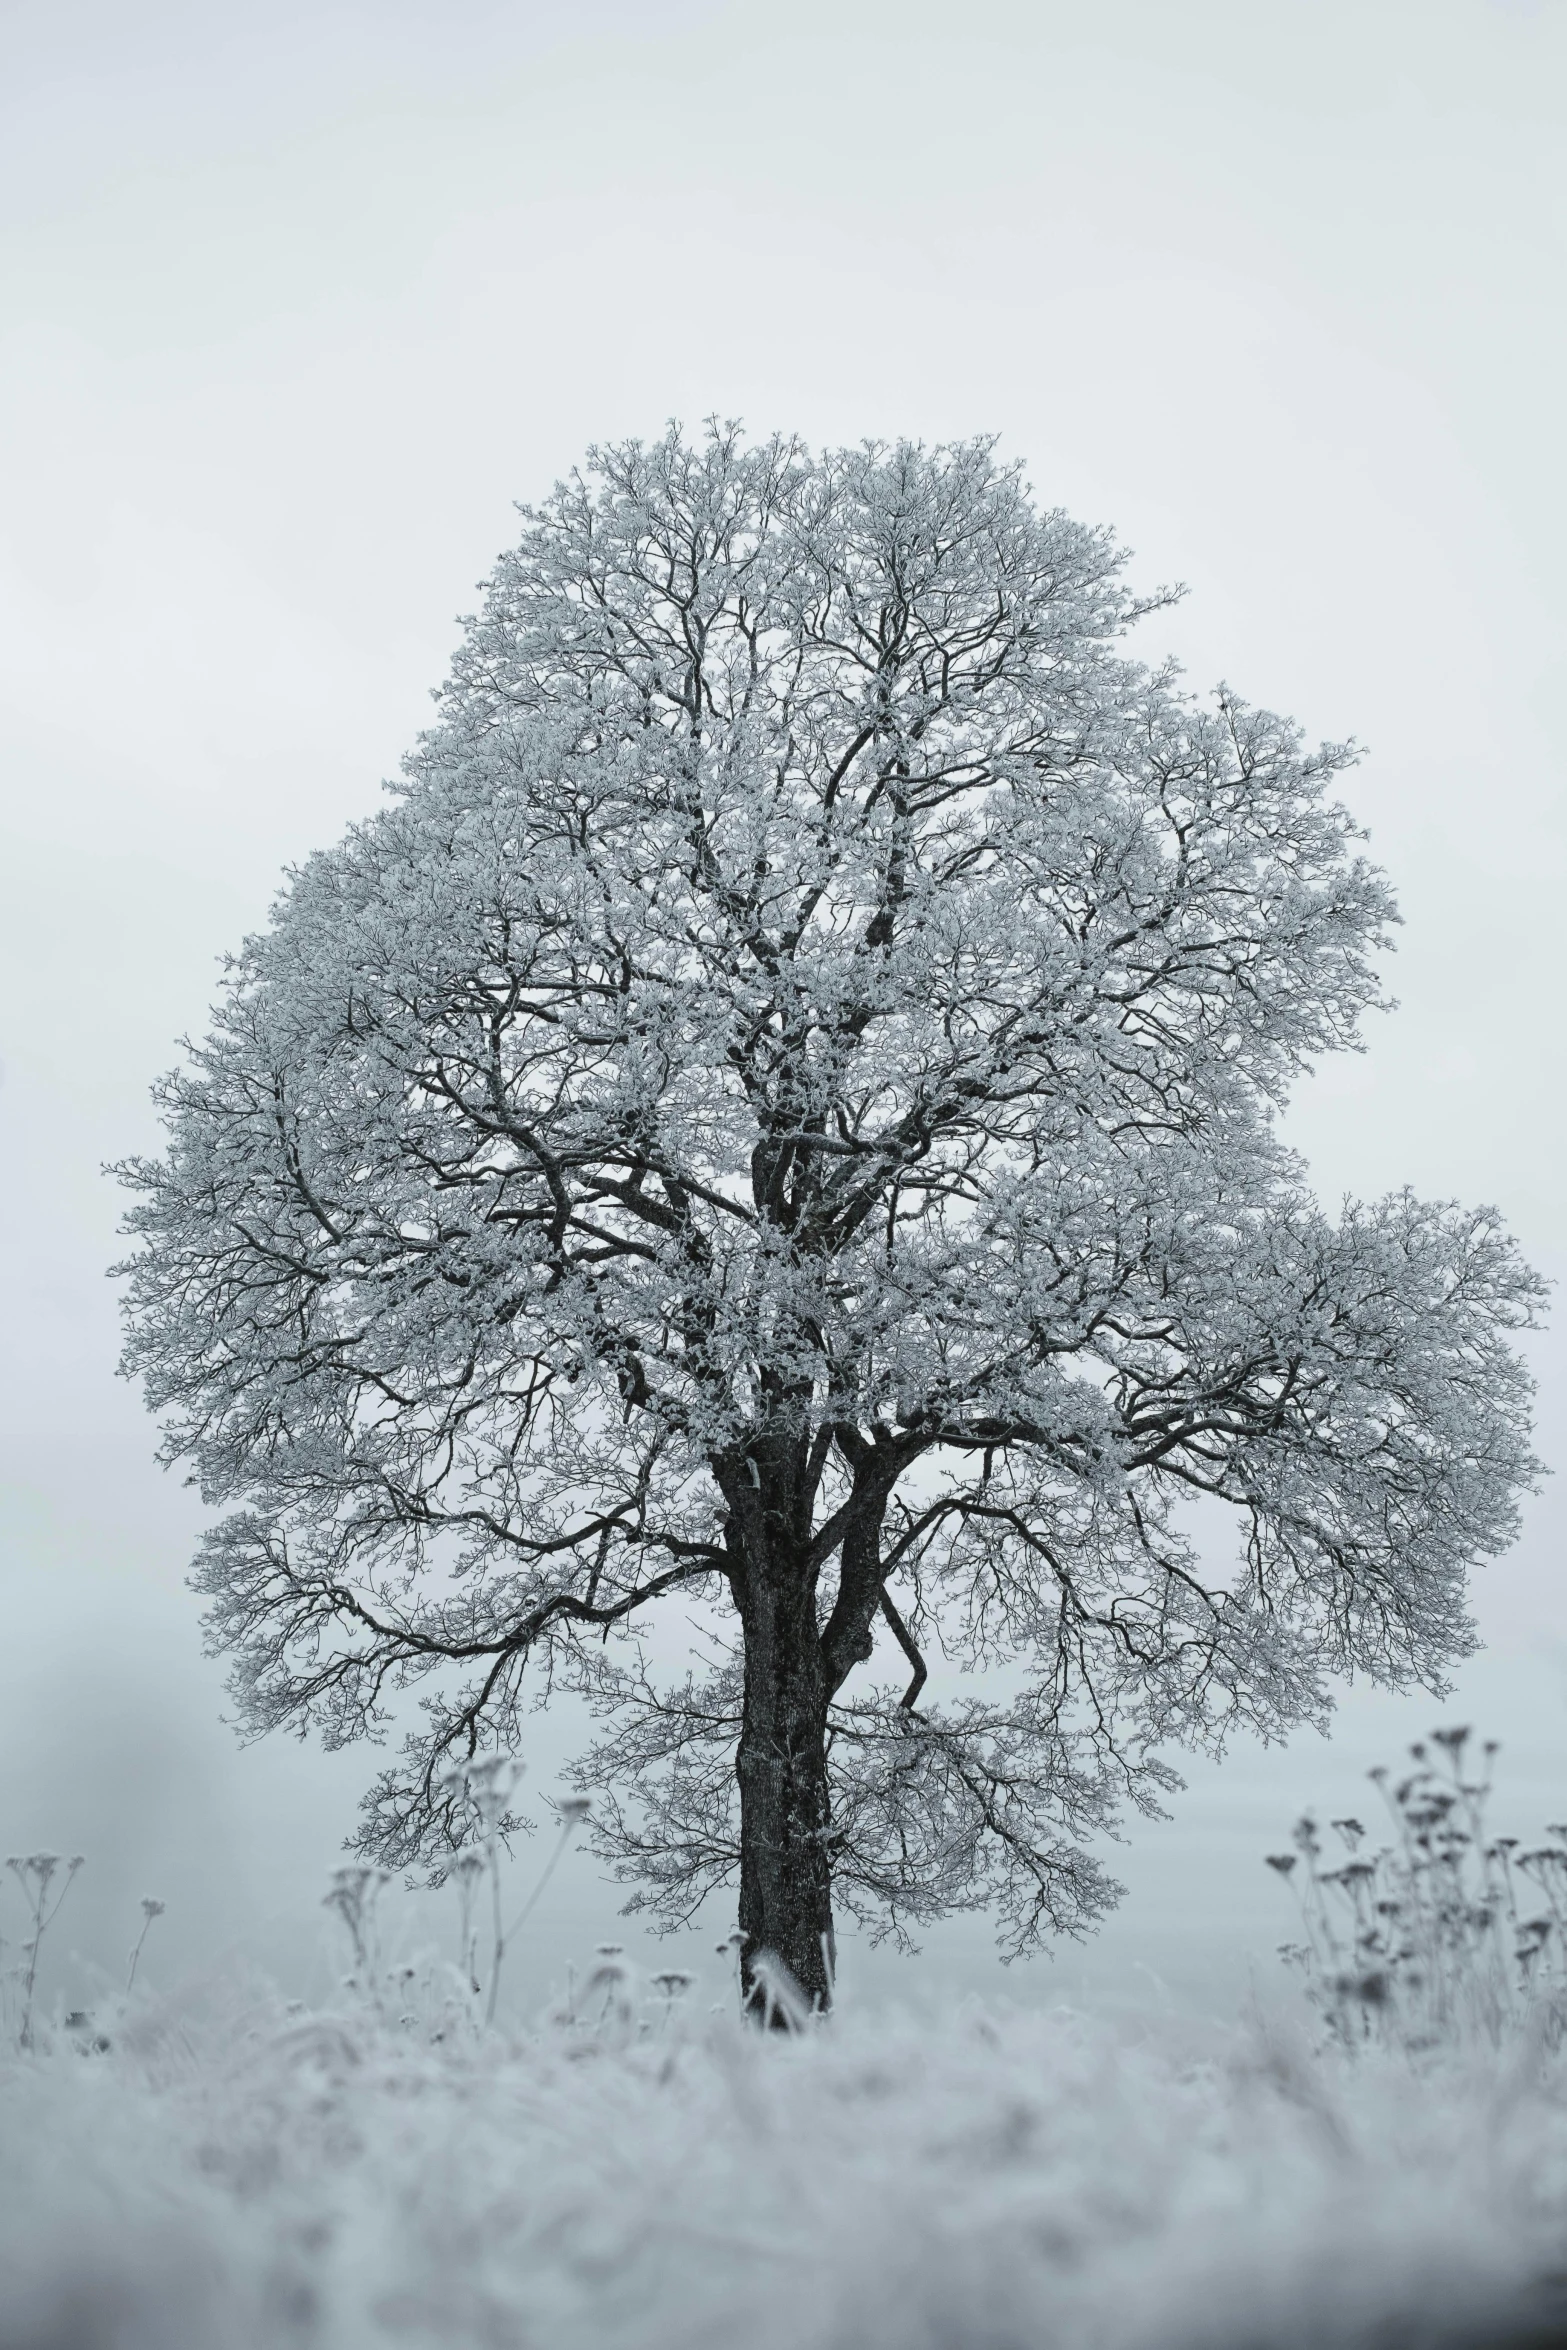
[11,1733,1567,2350]
[7,1968,1567,2350]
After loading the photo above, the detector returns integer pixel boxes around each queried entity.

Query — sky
[2,0,1564,2021]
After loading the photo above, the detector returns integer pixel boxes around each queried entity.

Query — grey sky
[2,0,1563,2017]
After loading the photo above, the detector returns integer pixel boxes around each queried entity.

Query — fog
[2,0,1563,2022]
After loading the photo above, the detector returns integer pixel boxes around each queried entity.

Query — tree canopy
[118,424,1542,2003]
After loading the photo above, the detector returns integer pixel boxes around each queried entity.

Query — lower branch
[879,1588,928,1710]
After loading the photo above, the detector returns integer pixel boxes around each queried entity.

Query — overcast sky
[2,0,1564,2020]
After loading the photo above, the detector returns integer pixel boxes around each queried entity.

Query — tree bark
[732,1545,836,2020]
[719,1425,901,2020]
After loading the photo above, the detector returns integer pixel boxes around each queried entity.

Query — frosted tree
[117,425,1542,2011]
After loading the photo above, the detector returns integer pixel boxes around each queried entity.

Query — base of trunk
[735,1567,837,2018]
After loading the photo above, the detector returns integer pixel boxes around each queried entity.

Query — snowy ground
[6,1963,1567,2350]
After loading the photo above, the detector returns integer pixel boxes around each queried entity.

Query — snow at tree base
[13,1722,1567,2350]
[114,426,1542,2014]
[8,1979,1567,2350]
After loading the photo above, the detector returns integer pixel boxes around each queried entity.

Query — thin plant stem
[502,1816,581,1946]
[486,1821,506,2028]
[126,1899,165,1994]
[7,1854,84,2051]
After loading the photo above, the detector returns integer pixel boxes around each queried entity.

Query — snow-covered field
[6,1963,1567,2350]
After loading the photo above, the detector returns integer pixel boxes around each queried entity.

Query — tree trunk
[733,1557,836,2019]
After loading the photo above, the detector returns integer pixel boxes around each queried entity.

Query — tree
[117,424,1542,2013]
